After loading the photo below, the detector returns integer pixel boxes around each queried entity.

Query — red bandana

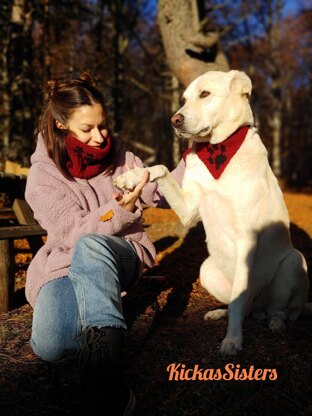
[66,134,112,179]
[183,126,249,179]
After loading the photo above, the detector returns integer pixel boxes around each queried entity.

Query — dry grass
[0,192,312,415]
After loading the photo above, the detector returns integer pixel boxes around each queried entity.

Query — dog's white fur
[114,70,310,355]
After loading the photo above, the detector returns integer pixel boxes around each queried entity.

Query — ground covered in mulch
[0,192,312,416]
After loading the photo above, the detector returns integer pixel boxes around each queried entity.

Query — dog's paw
[148,165,169,181]
[204,309,228,321]
[113,168,147,190]
[220,336,243,355]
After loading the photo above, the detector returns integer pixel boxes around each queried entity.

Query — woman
[25,72,185,415]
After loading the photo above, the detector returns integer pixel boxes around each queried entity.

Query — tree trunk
[110,0,125,134]
[158,0,229,87]
[0,1,11,169]
[268,0,282,178]
[157,0,229,164]
[270,109,282,177]
[171,74,181,166]
[42,0,52,84]
[8,0,35,166]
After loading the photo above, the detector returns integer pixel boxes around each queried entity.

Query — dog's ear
[229,70,252,98]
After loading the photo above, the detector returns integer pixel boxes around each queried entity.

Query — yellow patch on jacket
[99,209,114,222]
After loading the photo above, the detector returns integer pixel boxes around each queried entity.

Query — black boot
[78,326,136,416]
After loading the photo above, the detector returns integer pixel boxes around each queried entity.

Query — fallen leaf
[99,209,114,222]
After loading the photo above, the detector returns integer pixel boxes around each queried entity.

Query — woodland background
[0,0,312,187]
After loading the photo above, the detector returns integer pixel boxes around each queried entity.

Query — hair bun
[78,72,97,87]
[45,80,59,101]
[44,72,97,102]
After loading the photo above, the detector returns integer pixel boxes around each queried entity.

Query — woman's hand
[112,170,150,212]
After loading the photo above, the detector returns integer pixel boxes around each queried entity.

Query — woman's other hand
[112,170,150,212]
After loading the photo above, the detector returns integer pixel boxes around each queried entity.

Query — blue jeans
[30,234,140,362]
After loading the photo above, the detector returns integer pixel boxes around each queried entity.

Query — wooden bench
[0,199,46,312]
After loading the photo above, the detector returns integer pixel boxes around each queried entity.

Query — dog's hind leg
[267,249,308,332]
[200,257,232,320]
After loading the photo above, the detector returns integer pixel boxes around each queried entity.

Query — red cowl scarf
[183,126,249,179]
[66,134,112,179]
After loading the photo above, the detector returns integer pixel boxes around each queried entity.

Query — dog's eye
[200,91,210,98]
[181,96,186,105]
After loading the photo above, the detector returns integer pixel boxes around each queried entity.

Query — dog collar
[182,126,249,179]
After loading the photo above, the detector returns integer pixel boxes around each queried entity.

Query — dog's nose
[171,113,184,128]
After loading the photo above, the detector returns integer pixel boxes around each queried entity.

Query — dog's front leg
[221,238,256,355]
[114,166,200,227]
[154,169,200,227]
[141,166,201,226]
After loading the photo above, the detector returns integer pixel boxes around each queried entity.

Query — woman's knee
[30,335,64,362]
[75,233,110,249]
[31,277,80,362]
[74,234,114,258]
[72,235,118,275]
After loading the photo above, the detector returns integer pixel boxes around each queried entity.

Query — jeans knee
[75,234,111,256]
[75,233,96,252]
[31,277,80,362]
[30,334,65,362]
[73,235,116,271]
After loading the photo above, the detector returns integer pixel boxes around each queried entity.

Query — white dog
[114,70,310,355]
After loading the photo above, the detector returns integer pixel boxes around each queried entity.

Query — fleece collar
[66,134,112,179]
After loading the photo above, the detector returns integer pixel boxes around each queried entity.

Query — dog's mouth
[175,126,212,142]
[197,127,211,137]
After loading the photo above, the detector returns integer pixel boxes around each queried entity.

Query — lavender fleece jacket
[25,134,185,307]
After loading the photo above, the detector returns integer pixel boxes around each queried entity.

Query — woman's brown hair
[39,72,116,180]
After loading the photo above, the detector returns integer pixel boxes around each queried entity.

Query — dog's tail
[301,303,312,317]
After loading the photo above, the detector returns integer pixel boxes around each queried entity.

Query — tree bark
[158,0,229,87]
[8,0,35,165]
[171,74,181,166]
[42,0,52,84]
[110,0,125,133]
[268,0,282,178]
[0,1,11,169]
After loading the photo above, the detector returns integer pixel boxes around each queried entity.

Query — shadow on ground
[0,220,312,415]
